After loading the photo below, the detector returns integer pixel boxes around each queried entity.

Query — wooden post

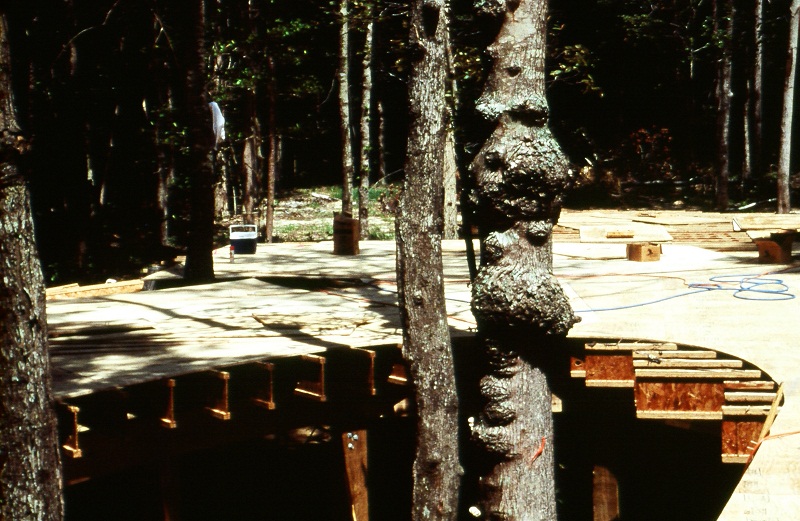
[341,430,369,521]
[592,465,620,521]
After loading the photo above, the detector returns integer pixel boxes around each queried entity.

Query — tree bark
[0,12,64,520]
[752,0,765,180]
[442,16,458,241]
[175,0,215,282]
[265,56,278,243]
[395,0,462,519]
[714,0,734,210]
[777,0,800,213]
[358,2,375,239]
[338,0,355,216]
[468,0,578,519]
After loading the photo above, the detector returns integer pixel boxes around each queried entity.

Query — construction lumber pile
[571,341,782,464]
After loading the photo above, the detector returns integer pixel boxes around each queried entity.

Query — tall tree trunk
[443,126,459,240]
[469,0,577,519]
[777,0,800,213]
[395,0,462,519]
[443,12,459,241]
[358,2,375,239]
[338,0,354,216]
[0,12,64,520]
[753,0,765,180]
[714,0,734,210]
[174,0,215,282]
[265,56,278,243]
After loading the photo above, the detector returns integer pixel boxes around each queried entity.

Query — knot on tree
[470,123,573,231]
[472,229,577,335]
[483,399,517,425]
[470,423,516,459]
[483,339,521,376]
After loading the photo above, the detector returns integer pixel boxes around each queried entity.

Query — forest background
[5,0,799,286]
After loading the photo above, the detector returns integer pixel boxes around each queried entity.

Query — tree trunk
[443,124,459,240]
[358,2,375,239]
[753,0,765,180]
[468,0,578,519]
[0,12,64,520]
[265,56,278,243]
[175,0,215,282]
[338,0,354,216]
[442,16,458,241]
[777,0,800,213]
[395,0,462,519]
[714,0,734,210]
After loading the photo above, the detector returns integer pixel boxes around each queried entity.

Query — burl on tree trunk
[468,0,578,519]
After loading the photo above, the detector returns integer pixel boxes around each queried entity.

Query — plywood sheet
[634,380,725,415]
[732,214,800,231]
[580,224,673,243]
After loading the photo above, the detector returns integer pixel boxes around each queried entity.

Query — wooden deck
[45,210,800,520]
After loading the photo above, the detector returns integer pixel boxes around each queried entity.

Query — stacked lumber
[571,341,782,463]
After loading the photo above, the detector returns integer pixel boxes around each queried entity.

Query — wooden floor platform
[45,209,800,520]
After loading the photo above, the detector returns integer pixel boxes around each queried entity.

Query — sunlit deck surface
[46,210,800,520]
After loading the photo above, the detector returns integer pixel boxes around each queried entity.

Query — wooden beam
[294,354,327,401]
[342,430,369,521]
[60,403,84,459]
[635,368,761,379]
[592,465,620,521]
[635,380,725,418]
[160,379,178,429]
[252,362,276,410]
[585,341,678,351]
[724,391,779,403]
[585,353,634,388]
[206,371,232,420]
[633,359,743,369]
[632,350,717,359]
[722,405,777,417]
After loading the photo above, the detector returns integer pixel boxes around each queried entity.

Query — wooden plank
[637,410,723,420]
[294,354,327,401]
[570,357,586,378]
[732,214,800,232]
[585,353,634,387]
[724,391,778,403]
[635,381,725,416]
[722,419,763,461]
[756,382,785,442]
[205,371,231,421]
[635,368,761,379]
[586,341,678,352]
[632,359,742,369]
[46,279,144,300]
[592,465,620,521]
[342,430,369,521]
[632,350,717,359]
[724,380,775,391]
[722,405,777,417]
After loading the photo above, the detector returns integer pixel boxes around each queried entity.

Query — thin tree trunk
[395,0,462,518]
[338,0,354,216]
[777,0,800,213]
[469,0,578,518]
[753,0,765,179]
[358,2,375,239]
[442,16,458,240]
[0,12,64,520]
[714,0,734,210]
[265,56,278,243]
